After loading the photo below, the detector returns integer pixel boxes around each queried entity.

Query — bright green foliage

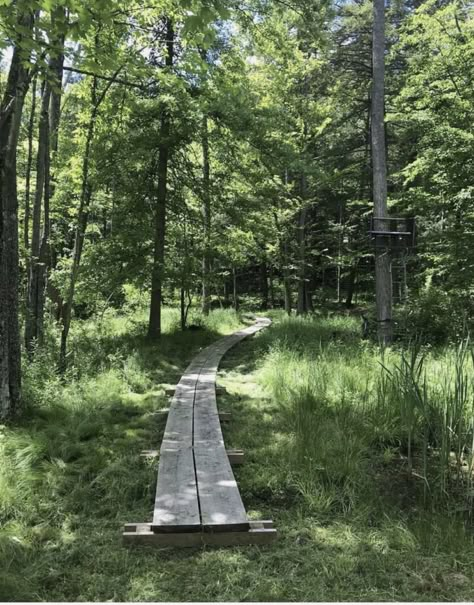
[391,0,474,306]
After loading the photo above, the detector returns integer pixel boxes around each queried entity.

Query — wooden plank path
[124,317,277,547]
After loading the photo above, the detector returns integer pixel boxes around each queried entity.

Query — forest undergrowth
[1,307,474,601]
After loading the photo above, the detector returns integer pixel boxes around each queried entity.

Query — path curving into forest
[124,317,277,547]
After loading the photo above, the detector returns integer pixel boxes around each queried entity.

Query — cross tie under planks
[123,317,277,547]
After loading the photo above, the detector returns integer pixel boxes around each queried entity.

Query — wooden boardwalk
[124,318,277,547]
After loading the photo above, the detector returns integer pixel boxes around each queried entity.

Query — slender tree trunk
[223,280,229,304]
[260,259,268,310]
[24,75,37,255]
[26,10,65,352]
[59,51,123,366]
[201,113,211,316]
[372,0,392,344]
[148,18,174,338]
[296,174,308,315]
[232,266,239,311]
[345,263,358,308]
[59,77,98,370]
[306,280,314,312]
[269,265,275,308]
[25,83,51,351]
[47,26,66,321]
[336,202,343,303]
[180,287,186,331]
[0,9,35,419]
[283,237,292,315]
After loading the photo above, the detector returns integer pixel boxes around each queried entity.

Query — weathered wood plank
[194,442,249,531]
[152,443,200,532]
[193,387,222,444]
[161,394,194,444]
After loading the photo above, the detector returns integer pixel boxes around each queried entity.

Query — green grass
[1,308,474,600]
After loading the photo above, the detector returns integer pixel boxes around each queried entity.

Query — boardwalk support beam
[123,520,276,547]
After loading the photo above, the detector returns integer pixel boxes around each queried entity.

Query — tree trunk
[372,0,392,345]
[283,237,292,315]
[232,266,239,311]
[24,75,37,255]
[0,9,35,419]
[25,82,51,351]
[260,259,268,310]
[201,113,211,316]
[269,265,275,309]
[336,202,343,303]
[59,77,98,370]
[223,280,229,304]
[306,281,314,313]
[345,263,358,308]
[148,18,174,338]
[180,287,186,331]
[26,10,65,352]
[46,22,66,321]
[296,175,308,315]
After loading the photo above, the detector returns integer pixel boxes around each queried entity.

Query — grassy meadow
[1,307,474,601]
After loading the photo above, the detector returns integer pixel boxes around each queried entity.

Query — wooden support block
[123,520,276,548]
[140,449,160,458]
[226,449,244,465]
[150,409,231,422]
[141,448,244,465]
[164,386,227,397]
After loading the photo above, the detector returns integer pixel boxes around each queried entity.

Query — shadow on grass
[3,315,474,601]
[1,321,248,601]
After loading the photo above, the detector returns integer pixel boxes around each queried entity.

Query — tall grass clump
[260,314,474,517]
[260,315,374,514]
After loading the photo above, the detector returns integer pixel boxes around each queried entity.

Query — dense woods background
[2,0,473,420]
[1,0,474,601]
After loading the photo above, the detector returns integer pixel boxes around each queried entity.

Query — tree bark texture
[26,8,65,352]
[372,0,393,344]
[24,75,37,255]
[148,18,174,338]
[59,76,98,370]
[296,174,308,315]
[25,83,51,351]
[0,8,35,419]
[232,266,239,311]
[201,114,211,316]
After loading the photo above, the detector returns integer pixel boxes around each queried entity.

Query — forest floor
[2,308,474,601]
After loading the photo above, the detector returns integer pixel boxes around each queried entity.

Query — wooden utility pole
[372,0,393,344]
